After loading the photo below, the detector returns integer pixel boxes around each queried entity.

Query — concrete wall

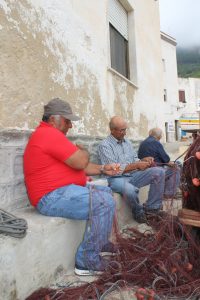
[0,0,163,139]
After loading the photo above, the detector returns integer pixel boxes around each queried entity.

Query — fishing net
[26,138,200,300]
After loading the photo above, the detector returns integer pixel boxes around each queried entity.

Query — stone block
[0,180,29,212]
[13,179,28,203]
[13,151,24,179]
[0,130,31,146]
[0,183,13,210]
[0,148,13,183]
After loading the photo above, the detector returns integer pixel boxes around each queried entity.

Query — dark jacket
[138,136,170,163]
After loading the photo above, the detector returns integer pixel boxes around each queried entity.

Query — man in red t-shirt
[24,98,119,276]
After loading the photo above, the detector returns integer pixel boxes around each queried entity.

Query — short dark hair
[42,114,51,122]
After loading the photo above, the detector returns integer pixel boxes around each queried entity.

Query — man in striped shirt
[98,116,166,224]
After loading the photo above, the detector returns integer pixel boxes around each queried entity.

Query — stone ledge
[0,207,86,300]
[0,187,136,300]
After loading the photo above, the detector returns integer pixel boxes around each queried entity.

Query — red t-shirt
[23,122,87,206]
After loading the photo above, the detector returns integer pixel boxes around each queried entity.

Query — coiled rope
[0,208,28,238]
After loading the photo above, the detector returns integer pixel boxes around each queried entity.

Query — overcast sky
[159,0,200,48]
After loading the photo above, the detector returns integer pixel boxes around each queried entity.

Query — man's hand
[137,161,151,170]
[76,144,86,150]
[103,163,121,176]
[141,156,154,164]
[167,161,176,167]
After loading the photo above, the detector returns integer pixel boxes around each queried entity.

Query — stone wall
[0,130,141,211]
[0,130,31,211]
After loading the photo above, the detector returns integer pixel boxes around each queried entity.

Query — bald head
[109,116,127,140]
[149,128,162,140]
[109,116,127,130]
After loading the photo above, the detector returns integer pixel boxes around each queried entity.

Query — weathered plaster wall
[161,36,179,123]
[127,0,164,139]
[0,0,163,139]
[0,0,110,135]
[178,77,200,114]
[161,34,180,141]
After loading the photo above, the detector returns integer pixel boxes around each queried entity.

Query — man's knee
[152,167,165,176]
[149,167,165,183]
[109,179,138,200]
[108,178,124,194]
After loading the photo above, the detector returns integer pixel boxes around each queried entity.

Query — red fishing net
[26,137,200,300]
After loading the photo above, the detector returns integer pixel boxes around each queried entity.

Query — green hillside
[177,46,200,78]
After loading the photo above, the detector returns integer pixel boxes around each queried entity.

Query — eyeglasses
[114,128,127,133]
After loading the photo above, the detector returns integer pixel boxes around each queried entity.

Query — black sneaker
[135,213,147,224]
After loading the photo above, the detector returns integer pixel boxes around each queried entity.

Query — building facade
[178,77,200,134]
[0,0,164,139]
[161,32,180,142]
[178,77,200,114]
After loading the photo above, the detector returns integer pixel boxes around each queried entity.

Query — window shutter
[109,0,128,40]
[179,90,186,103]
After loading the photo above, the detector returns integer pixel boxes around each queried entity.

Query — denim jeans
[108,167,165,218]
[164,165,181,197]
[36,184,115,269]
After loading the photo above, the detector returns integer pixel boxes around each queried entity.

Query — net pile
[26,213,200,300]
[26,138,200,300]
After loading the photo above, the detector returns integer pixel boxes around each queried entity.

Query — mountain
[176,46,200,78]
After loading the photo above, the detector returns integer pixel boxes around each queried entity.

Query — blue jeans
[164,165,180,197]
[108,167,165,218]
[36,184,115,269]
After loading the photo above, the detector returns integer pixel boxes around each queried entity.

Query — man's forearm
[123,161,151,173]
[123,162,140,173]
[84,163,103,175]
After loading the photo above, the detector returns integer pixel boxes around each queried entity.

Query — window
[110,24,129,78]
[109,0,130,79]
[179,90,186,103]
[164,89,167,102]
